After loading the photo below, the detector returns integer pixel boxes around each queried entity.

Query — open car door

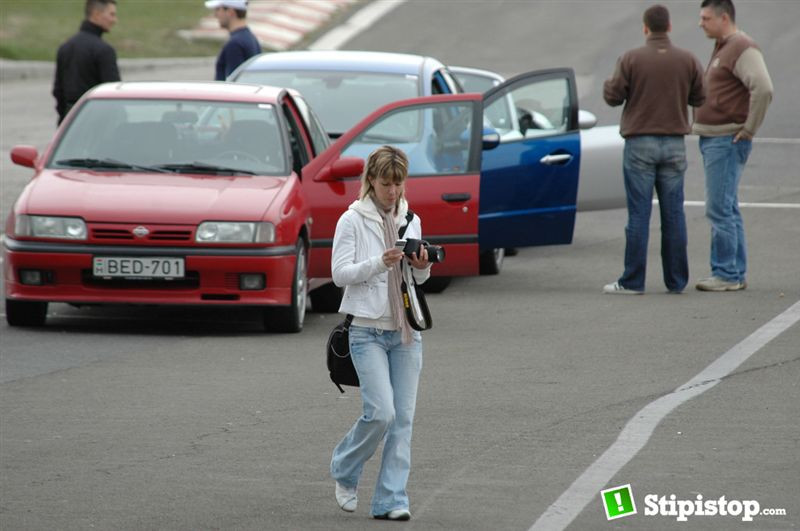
[303,94,484,280]
[478,68,581,250]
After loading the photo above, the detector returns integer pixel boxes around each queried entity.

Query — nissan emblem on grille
[133,226,150,238]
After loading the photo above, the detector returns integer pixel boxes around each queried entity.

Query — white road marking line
[667,201,800,209]
[685,135,800,144]
[308,0,407,50]
[752,137,800,144]
[528,300,800,531]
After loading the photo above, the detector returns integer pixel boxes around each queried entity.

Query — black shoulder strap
[398,209,414,239]
[342,211,412,328]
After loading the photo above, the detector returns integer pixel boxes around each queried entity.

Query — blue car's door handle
[539,153,573,165]
[442,193,471,203]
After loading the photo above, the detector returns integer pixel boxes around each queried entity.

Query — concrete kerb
[0,57,216,83]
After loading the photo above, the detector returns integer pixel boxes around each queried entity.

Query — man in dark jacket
[602,4,705,295]
[52,0,120,125]
[205,0,261,80]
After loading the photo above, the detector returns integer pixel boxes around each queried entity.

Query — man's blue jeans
[619,135,688,292]
[699,135,753,283]
[331,325,422,516]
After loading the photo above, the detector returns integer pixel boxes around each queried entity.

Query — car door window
[438,69,462,93]
[341,101,476,176]
[485,77,570,141]
[281,101,310,175]
[292,95,329,156]
[452,72,498,94]
[450,71,515,135]
[432,71,452,95]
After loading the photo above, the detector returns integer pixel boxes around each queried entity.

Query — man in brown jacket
[693,0,773,292]
[602,4,705,295]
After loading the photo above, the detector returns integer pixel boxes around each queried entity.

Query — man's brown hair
[644,4,670,33]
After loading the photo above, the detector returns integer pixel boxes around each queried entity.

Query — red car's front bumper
[3,238,297,306]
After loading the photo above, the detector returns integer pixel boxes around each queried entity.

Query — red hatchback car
[4,81,351,332]
[7,72,587,332]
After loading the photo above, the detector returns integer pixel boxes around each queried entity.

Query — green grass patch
[0,0,223,60]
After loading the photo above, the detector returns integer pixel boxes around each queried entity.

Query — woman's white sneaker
[335,482,357,512]
[374,509,411,521]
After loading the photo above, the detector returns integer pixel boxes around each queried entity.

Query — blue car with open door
[300,67,581,300]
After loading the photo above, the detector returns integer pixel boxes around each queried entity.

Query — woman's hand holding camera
[382,247,429,269]
[407,246,429,269]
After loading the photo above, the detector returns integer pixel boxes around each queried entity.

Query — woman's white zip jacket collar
[331,197,431,319]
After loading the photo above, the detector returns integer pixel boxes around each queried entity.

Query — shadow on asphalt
[34,304,280,336]
[8,278,458,337]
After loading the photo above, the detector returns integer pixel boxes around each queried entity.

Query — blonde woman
[330,146,431,521]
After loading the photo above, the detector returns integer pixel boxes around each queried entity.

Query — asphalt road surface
[1,1,799,530]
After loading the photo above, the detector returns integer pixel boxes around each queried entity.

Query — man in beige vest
[693,0,773,292]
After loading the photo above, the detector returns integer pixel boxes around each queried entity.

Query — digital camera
[396,238,446,263]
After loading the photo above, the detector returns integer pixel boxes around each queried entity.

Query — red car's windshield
[50,99,288,176]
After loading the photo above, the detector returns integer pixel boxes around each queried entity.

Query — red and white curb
[180,0,359,51]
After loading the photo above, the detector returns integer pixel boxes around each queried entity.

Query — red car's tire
[263,241,307,333]
[6,299,48,327]
[421,276,451,294]
[479,247,505,275]
[309,282,343,313]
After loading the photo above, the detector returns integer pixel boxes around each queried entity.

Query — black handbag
[326,210,418,393]
[326,314,358,393]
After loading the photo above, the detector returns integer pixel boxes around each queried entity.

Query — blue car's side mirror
[482,127,500,151]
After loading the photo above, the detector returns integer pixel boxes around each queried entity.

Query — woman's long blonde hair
[358,146,409,213]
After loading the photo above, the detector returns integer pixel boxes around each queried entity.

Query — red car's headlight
[195,221,275,243]
[15,215,87,240]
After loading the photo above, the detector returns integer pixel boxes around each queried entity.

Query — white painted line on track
[529,300,800,531]
[308,0,407,50]
[685,135,800,145]
[752,137,800,144]
[664,200,800,209]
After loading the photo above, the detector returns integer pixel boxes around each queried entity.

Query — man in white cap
[205,0,261,80]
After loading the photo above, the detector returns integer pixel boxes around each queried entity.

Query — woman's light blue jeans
[699,135,753,283]
[619,135,688,292]
[330,325,422,516]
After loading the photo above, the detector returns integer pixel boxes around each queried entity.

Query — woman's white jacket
[332,197,431,318]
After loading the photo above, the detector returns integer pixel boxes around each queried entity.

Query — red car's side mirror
[315,156,364,182]
[10,145,38,168]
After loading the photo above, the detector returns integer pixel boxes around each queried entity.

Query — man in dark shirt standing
[205,0,261,81]
[602,4,705,295]
[52,0,120,125]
